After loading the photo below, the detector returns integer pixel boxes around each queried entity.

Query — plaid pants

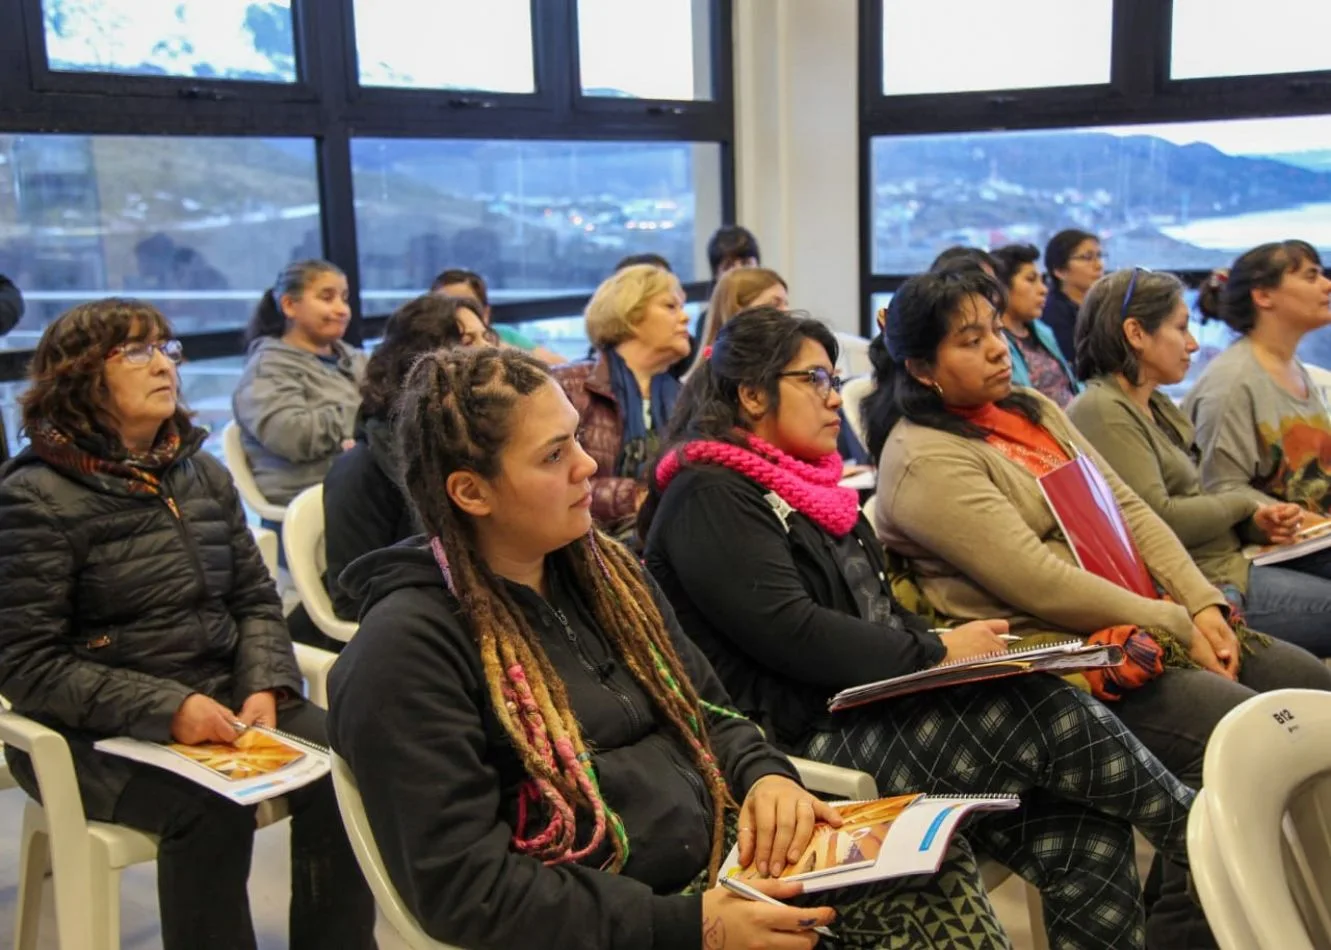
[688,812,1012,949]
[804,674,1196,950]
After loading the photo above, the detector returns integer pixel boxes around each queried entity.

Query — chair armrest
[0,711,91,840]
[293,643,338,709]
[787,756,878,800]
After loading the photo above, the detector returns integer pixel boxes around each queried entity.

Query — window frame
[858,0,1331,335]
[0,0,736,387]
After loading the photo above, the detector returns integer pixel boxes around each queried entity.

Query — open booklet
[1243,519,1331,567]
[95,726,330,804]
[719,793,1019,891]
[828,639,1125,711]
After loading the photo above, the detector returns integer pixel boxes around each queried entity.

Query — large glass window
[1171,0,1331,81]
[880,0,1111,96]
[0,134,321,349]
[352,0,535,93]
[869,115,1331,277]
[40,0,296,82]
[351,139,722,315]
[578,0,713,100]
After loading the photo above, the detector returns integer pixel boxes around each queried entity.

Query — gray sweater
[231,337,367,505]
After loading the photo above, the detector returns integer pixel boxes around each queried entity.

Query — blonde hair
[584,264,683,349]
[699,267,787,349]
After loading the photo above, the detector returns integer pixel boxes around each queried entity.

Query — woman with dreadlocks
[326,346,1013,949]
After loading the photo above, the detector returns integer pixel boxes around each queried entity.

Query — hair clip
[701,345,713,361]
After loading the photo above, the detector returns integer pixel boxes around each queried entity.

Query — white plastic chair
[2,645,338,950]
[839,375,874,453]
[1195,688,1331,950]
[834,332,873,378]
[250,524,280,582]
[1188,790,1261,950]
[221,420,286,523]
[283,484,358,643]
[331,754,462,950]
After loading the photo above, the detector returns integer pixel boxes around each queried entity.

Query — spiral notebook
[95,725,330,803]
[719,793,1019,891]
[828,639,1124,710]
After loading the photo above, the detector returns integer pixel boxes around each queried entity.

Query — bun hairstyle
[1196,240,1321,335]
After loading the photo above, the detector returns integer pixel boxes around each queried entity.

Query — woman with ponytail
[326,346,1012,949]
[641,308,1199,950]
[232,259,366,506]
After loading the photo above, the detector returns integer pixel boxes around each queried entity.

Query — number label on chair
[1272,708,1302,738]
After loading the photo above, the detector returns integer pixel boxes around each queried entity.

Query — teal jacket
[1005,320,1081,396]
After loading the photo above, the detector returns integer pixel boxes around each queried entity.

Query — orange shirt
[952,403,1070,477]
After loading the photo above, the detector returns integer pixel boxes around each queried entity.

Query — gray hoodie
[231,336,367,505]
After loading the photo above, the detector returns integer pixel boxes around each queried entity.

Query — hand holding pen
[703,877,836,946]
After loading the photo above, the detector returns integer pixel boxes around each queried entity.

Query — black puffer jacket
[0,429,301,819]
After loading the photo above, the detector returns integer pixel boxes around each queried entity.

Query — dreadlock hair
[395,346,735,880]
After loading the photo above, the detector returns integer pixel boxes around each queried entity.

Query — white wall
[733,0,861,334]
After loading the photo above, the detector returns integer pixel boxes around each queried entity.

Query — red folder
[1037,455,1157,599]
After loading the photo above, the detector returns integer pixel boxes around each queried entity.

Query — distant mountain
[1258,150,1331,173]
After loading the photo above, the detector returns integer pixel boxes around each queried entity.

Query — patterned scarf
[604,347,681,480]
[655,433,861,537]
[29,420,184,510]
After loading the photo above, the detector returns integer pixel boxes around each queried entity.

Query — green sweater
[1067,377,1260,593]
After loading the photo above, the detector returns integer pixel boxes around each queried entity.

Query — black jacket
[322,414,417,619]
[326,540,799,950]
[642,466,946,751]
[0,431,301,818]
[1040,286,1079,368]
[0,275,23,463]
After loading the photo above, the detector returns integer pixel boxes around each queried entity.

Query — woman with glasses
[642,307,1201,950]
[232,259,366,507]
[1068,268,1331,657]
[1040,229,1104,364]
[0,299,376,950]
[865,268,1331,948]
[550,264,691,544]
[990,244,1080,407]
[323,293,495,622]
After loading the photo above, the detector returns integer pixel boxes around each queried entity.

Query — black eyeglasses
[777,367,844,401]
[1122,267,1150,319]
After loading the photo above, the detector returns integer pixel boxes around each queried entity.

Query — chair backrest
[840,375,874,453]
[787,756,878,800]
[1203,688,1331,949]
[331,754,461,950]
[283,485,357,642]
[1187,790,1262,950]
[221,420,287,523]
[250,524,280,582]
[834,332,872,378]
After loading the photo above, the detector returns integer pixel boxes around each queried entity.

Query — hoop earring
[931,381,944,398]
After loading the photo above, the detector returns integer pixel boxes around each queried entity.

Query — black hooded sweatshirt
[326,540,800,950]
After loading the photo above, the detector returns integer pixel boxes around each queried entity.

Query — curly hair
[20,298,192,447]
[358,294,487,420]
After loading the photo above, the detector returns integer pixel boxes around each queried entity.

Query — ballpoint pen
[719,876,836,938]
[929,628,1021,642]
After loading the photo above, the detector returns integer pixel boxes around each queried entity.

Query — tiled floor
[0,780,1065,950]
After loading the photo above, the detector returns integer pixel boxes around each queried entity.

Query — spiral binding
[928,636,1083,672]
[249,724,330,756]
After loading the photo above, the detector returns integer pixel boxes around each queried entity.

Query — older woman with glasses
[0,299,375,950]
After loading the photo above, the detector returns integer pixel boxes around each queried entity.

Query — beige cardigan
[873,390,1225,646]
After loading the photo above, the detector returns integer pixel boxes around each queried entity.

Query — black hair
[989,243,1041,289]
[430,267,489,309]
[244,259,344,346]
[1197,240,1322,335]
[614,253,673,273]
[359,294,487,419]
[706,225,761,277]
[638,307,838,537]
[930,245,999,276]
[1074,269,1185,383]
[1044,229,1098,291]
[863,268,1042,460]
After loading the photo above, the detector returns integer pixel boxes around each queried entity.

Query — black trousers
[111,701,376,950]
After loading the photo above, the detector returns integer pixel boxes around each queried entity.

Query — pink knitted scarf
[655,434,862,537]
